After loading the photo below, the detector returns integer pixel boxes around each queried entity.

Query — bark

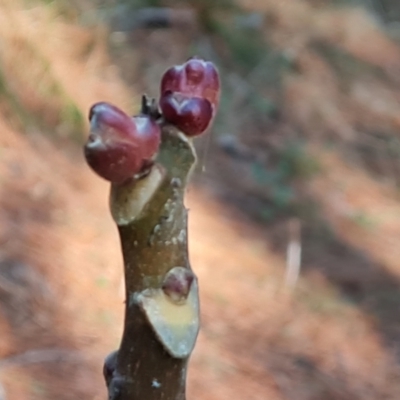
[103,119,199,400]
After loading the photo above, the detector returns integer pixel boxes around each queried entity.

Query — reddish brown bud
[131,114,162,160]
[84,102,161,184]
[160,92,213,136]
[103,350,118,387]
[160,57,220,136]
[162,267,195,304]
[161,57,220,108]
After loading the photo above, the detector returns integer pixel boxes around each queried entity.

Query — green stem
[104,124,200,400]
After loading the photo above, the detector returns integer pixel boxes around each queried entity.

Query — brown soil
[2,1,400,399]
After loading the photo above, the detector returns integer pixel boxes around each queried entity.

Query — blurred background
[1,0,400,399]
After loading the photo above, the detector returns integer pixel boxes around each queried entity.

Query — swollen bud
[159,93,213,137]
[161,57,220,108]
[84,102,161,184]
[162,267,195,304]
[103,350,118,387]
[160,57,220,136]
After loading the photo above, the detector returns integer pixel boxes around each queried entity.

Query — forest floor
[2,1,400,399]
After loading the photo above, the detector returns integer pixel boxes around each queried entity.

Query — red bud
[162,267,195,304]
[103,351,118,386]
[160,92,213,136]
[132,114,162,160]
[161,58,220,107]
[84,102,161,184]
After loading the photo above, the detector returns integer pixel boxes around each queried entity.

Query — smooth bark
[104,121,199,400]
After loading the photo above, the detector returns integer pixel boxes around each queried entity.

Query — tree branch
[105,125,199,400]
[84,57,220,400]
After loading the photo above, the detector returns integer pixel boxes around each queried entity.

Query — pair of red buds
[84,58,220,184]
